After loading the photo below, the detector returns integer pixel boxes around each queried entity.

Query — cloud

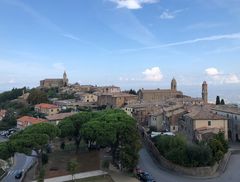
[205,67,240,84]
[117,32,240,53]
[62,34,80,41]
[142,67,163,81]
[109,0,158,10]
[224,74,240,84]
[205,67,220,76]
[160,9,185,20]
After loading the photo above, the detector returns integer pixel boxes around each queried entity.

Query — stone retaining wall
[142,130,227,177]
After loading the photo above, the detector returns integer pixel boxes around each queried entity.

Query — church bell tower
[202,81,208,104]
[63,71,68,87]
[171,78,177,91]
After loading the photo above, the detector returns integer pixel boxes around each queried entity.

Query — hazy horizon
[0,0,240,104]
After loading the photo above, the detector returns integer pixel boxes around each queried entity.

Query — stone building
[97,93,137,108]
[99,86,121,94]
[148,104,186,133]
[212,105,240,141]
[17,116,47,130]
[179,106,228,141]
[138,78,183,102]
[35,103,60,116]
[78,93,98,103]
[40,71,68,88]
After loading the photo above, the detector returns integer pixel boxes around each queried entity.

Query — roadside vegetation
[0,109,141,180]
[153,132,228,167]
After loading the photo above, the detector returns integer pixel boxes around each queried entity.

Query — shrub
[102,160,110,169]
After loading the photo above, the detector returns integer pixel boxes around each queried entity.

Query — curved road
[2,153,36,182]
[139,148,240,182]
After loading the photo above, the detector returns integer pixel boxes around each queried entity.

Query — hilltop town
[0,71,240,182]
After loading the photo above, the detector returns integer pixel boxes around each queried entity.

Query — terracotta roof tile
[35,103,59,109]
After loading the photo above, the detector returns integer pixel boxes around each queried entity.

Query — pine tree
[216,96,221,105]
[220,99,225,105]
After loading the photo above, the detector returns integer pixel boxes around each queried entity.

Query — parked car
[15,170,23,179]
[139,172,156,182]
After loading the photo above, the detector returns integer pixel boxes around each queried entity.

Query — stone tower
[171,78,177,91]
[63,71,68,87]
[202,81,208,104]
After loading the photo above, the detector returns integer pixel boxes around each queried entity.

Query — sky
[0,0,240,103]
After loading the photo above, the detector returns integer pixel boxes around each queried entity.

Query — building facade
[179,108,228,141]
[35,103,60,115]
[138,78,183,102]
[97,93,137,108]
[17,116,47,129]
[212,105,240,141]
[40,71,68,88]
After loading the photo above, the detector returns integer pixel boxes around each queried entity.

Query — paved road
[139,148,240,182]
[2,153,36,182]
[0,135,8,142]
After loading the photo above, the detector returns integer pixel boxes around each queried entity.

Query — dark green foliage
[60,142,65,150]
[58,112,93,152]
[216,96,221,105]
[46,87,59,98]
[0,110,17,130]
[102,160,110,169]
[208,132,228,162]
[67,159,78,181]
[0,142,13,160]
[42,153,48,165]
[0,87,26,104]
[37,167,45,182]
[27,89,48,105]
[154,133,226,167]
[220,99,225,105]
[59,109,141,171]
[59,93,75,100]
[128,89,137,95]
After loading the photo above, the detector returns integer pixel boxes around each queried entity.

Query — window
[208,121,211,126]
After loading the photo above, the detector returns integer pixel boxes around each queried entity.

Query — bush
[42,153,48,165]
[102,160,110,169]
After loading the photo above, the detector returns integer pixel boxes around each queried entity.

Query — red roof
[35,103,59,109]
[17,116,47,125]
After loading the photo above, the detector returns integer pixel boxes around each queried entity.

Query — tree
[129,89,137,95]
[220,99,225,105]
[0,142,13,160]
[37,167,45,182]
[95,109,141,171]
[67,160,78,181]
[9,123,59,168]
[0,87,27,104]
[58,112,92,153]
[82,120,116,149]
[27,89,48,105]
[0,110,17,129]
[216,96,221,105]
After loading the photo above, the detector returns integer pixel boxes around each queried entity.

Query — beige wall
[81,94,98,102]
[194,119,228,139]
[35,107,60,116]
